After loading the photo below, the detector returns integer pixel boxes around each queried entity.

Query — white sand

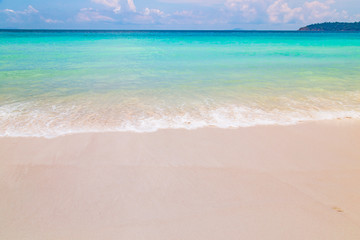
[1,120,360,239]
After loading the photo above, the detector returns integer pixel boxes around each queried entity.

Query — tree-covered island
[299,22,360,31]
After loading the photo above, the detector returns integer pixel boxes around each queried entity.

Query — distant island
[299,22,360,31]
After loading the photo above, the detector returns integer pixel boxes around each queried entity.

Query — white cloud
[224,0,269,23]
[265,0,347,24]
[126,8,169,24]
[304,1,336,20]
[158,0,224,5]
[144,8,166,16]
[92,0,122,13]
[92,0,137,13]
[3,9,16,14]
[1,5,67,25]
[267,0,303,23]
[2,5,39,15]
[222,0,350,25]
[25,5,39,14]
[226,0,263,10]
[1,0,353,28]
[127,0,137,12]
[76,8,114,22]
[173,10,194,17]
[1,5,39,23]
[42,18,63,24]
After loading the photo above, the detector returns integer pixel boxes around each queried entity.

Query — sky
[0,0,359,30]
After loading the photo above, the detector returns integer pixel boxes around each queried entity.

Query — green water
[0,30,359,137]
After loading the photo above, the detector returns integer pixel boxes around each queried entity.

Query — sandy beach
[1,120,360,239]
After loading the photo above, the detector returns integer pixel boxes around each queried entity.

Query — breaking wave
[1,94,359,138]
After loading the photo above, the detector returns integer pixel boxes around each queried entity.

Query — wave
[1,98,359,138]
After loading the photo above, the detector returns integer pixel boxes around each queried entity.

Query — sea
[1,30,359,137]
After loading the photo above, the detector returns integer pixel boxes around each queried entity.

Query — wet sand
[1,120,360,239]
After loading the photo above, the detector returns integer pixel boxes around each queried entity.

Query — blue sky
[0,0,359,30]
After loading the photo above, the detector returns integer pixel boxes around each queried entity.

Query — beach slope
[1,121,360,239]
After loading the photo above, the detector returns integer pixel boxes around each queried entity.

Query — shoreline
[1,117,358,139]
[1,119,360,239]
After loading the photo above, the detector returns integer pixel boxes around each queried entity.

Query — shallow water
[1,30,360,137]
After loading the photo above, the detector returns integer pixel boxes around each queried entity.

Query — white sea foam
[1,98,360,138]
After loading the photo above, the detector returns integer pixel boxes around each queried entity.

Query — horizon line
[0,28,301,32]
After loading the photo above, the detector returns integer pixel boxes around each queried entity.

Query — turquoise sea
[1,30,360,137]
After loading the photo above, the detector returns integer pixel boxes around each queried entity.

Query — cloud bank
[0,0,357,29]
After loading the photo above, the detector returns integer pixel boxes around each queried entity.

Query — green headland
[299,22,360,31]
